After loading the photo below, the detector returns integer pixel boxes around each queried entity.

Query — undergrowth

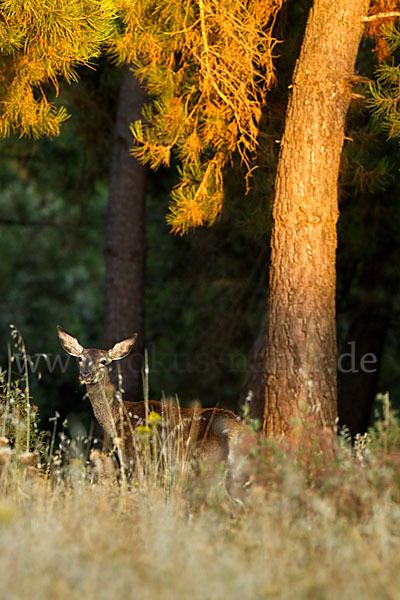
[1,337,400,599]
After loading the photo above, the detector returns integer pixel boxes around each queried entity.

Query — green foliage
[341,104,396,194]
[0,115,109,425]
[111,0,283,233]
[0,0,117,138]
[144,166,270,408]
[367,23,400,138]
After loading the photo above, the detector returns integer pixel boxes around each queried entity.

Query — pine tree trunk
[264,0,370,435]
[104,65,147,401]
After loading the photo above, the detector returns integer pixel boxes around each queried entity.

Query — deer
[56,326,244,477]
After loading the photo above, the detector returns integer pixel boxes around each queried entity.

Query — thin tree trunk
[338,249,399,437]
[104,64,147,401]
[338,309,391,437]
[238,309,267,420]
[264,0,370,435]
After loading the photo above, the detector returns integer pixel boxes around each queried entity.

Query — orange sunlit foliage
[111,0,283,233]
[365,0,400,61]
[0,0,116,138]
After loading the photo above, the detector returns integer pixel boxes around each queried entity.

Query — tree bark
[264,0,370,435]
[104,64,147,401]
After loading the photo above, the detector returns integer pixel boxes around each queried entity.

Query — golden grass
[1,422,400,600]
[2,344,400,599]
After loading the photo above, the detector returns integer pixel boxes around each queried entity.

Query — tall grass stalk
[142,347,149,427]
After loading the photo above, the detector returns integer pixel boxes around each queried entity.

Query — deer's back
[122,400,239,435]
[116,399,242,466]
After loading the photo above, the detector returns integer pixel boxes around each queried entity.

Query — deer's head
[56,326,137,385]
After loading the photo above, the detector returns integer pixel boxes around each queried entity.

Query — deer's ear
[56,326,84,357]
[108,334,137,361]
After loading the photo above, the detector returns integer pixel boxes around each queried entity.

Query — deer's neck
[85,370,118,435]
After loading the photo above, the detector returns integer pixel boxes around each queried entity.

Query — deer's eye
[78,357,82,362]
[101,359,108,365]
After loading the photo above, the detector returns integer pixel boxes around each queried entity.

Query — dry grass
[0,450,400,600]
[1,421,400,600]
[2,350,400,599]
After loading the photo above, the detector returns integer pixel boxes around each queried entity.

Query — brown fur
[56,326,242,471]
